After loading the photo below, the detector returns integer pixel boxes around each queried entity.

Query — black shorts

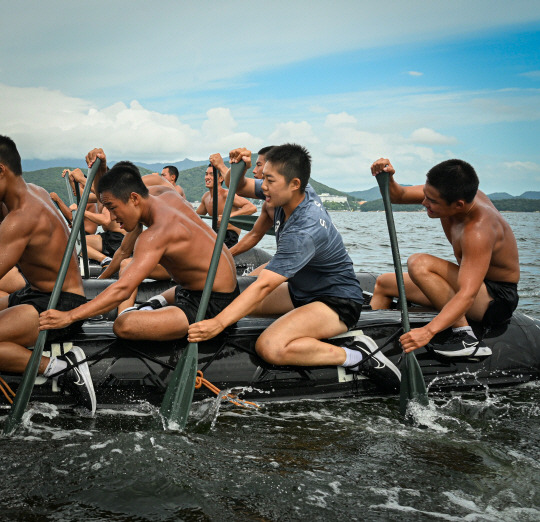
[483,279,519,326]
[224,229,239,249]
[99,230,125,257]
[8,285,87,341]
[174,284,240,325]
[288,288,362,330]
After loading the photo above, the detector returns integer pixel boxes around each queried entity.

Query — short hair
[426,159,479,204]
[97,161,149,202]
[258,146,275,156]
[0,135,22,176]
[163,165,179,183]
[264,143,311,192]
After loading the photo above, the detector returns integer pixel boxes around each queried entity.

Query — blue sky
[1,1,539,194]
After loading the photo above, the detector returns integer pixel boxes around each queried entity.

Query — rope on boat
[0,376,16,405]
[194,370,259,409]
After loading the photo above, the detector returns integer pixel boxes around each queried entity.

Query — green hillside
[359,198,540,212]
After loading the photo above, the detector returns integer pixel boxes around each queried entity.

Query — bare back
[3,183,84,295]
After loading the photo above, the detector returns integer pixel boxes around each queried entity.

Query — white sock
[100,257,112,266]
[452,326,477,339]
[342,347,363,367]
[43,357,68,378]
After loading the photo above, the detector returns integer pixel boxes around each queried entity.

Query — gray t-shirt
[254,180,363,304]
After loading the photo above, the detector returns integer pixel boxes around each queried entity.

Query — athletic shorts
[8,285,87,341]
[482,279,519,326]
[174,284,240,325]
[99,230,125,257]
[224,229,239,249]
[288,287,362,330]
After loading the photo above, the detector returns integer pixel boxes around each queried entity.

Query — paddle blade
[399,352,429,417]
[160,343,198,429]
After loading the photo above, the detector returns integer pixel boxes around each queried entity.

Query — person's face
[100,191,139,232]
[160,167,174,184]
[205,167,223,189]
[422,183,456,218]
[253,155,266,179]
[261,162,296,207]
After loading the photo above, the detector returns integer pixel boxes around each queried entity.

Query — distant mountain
[519,191,540,200]
[487,192,514,200]
[347,187,382,201]
[135,159,209,173]
[22,158,87,171]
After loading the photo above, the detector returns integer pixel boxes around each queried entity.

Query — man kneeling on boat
[39,149,238,347]
[370,158,520,357]
[188,144,400,383]
[0,136,95,414]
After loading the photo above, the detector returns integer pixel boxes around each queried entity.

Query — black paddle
[212,166,219,232]
[3,159,102,435]
[376,171,428,417]
[74,181,90,279]
[160,160,246,430]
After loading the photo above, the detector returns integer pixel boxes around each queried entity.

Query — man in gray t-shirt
[188,144,399,379]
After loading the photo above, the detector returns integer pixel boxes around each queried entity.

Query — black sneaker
[432,331,492,357]
[346,334,401,384]
[57,346,96,415]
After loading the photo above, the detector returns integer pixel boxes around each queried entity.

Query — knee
[119,258,130,275]
[407,253,431,279]
[255,335,288,365]
[374,272,396,295]
[113,312,133,338]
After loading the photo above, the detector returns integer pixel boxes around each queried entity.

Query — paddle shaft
[376,173,410,332]
[160,160,246,429]
[3,159,102,435]
[376,171,428,416]
[212,166,218,232]
[74,182,90,279]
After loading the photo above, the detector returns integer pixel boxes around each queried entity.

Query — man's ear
[453,199,466,211]
[290,177,301,192]
[130,192,141,205]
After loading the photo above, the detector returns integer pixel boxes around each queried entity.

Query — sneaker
[346,334,401,384]
[432,331,492,357]
[57,346,96,415]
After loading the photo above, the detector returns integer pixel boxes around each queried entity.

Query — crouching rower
[39,149,238,353]
[0,136,95,413]
[188,144,400,383]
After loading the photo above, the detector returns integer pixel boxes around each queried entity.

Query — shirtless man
[189,144,399,383]
[0,136,95,413]
[196,164,256,248]
[160,165,186,198]
[40,149,238,342]
[370,158,520,357]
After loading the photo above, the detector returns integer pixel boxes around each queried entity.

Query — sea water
[1,211,539,521]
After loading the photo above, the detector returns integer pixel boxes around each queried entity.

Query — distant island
[21,158,540,213]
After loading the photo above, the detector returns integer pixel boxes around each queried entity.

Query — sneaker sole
[353,334,401,381]
[433,346,492,357]
[68,346,97,415]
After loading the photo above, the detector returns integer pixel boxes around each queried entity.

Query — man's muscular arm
[400,226,495,352]
[40,231,166,328]
[370,158,425,204]
[188,269,287,341]
[0,212,32,280]
[229,210,273,256]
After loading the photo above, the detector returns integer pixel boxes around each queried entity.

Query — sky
[1,0,540,195]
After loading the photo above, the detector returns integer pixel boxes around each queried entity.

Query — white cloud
[503,161,540,171]
[268,121,319,145]
[520,70,540,79]
[409,128,457,145]
[408,71,424,77]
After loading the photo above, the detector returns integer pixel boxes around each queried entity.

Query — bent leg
[0,267,26,298]
[255,301,348,366]
[371,271,432,309]
[113,306,190,341]
[406,253,492,325]
[0,305,49,374]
